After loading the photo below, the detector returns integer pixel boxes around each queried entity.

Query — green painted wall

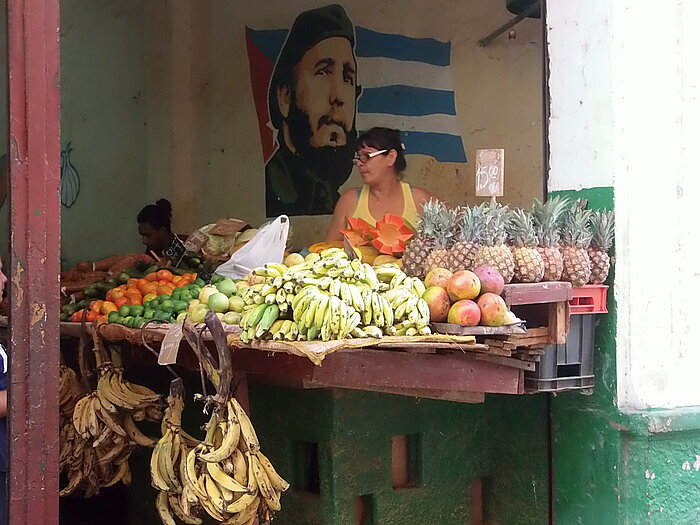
[0,1,151,268]
[249,385,550,525]
[550,187,621,523]
[58,0,149,268]
[550,186,700,524]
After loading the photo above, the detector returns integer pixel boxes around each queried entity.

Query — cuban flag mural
[246,4,467,216]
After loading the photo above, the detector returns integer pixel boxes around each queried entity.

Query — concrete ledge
[615,407,700,437]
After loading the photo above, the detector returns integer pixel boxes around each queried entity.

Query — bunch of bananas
[151,384,289,525]
[238,248,430,342]
[60,364,82,421]
[59,357,165,497]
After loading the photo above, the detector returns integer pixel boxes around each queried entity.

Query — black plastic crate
[525,314,596,392]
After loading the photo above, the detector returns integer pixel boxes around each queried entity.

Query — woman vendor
[137,198,177,256]
[325,127,441,241]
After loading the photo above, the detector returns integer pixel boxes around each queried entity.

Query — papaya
[308,241,344,254]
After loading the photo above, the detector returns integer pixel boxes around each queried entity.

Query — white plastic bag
[215,215,289,279]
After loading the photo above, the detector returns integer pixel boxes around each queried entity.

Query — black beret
[268,4,355,128]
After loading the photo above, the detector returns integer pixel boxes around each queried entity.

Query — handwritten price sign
[475,149,504,197]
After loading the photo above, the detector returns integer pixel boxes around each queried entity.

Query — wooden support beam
[7,0,61,523]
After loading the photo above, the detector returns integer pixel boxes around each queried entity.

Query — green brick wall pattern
[550,186,700,524]
[248,385,549,525]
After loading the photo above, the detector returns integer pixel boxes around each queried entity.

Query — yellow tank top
[350,182,420,232]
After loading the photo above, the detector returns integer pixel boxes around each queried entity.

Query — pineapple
[423,204,457,273]
[403,199,441,278]
[472,201,515,283]
[508,209,545,283]
[532,196,569,281]
[447,205,483,272]
[560,204,593,287]
[587,210,614,284]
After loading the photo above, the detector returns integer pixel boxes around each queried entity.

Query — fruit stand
[39,192,613,524]
[54,279,574,405]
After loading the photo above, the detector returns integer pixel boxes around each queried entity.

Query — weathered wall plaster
[144,0,544,247]
[548,0,700,410]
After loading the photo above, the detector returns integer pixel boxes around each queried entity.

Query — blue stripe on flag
[401,131,467,163]
[246,28,289,63]
[355,27,450,66]
[358,86,456,116]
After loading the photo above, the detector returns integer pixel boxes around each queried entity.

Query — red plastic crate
[569,285,608,314]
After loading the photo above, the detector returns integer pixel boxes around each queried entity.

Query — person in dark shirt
[137,199,176,256]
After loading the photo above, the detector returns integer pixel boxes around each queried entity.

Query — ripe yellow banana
[205,461,249,493]
[155,491,178,525]
[198,406,241,463]
[202,474,227,519]
[255,451,290,492]
[168,493,203,525]
[231,399,260,453]
[225,491,258,514]
[232,448,248,486]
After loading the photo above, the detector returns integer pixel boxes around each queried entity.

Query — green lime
[124,316,135,328]
[129,305,145,317]
[133,317,145,329]
[158,294,171,304]
[143,309,155,320]
[211,274,224,284]
[107,311,119,323]
[148,299,160,310]
[171,288,182,301]
[156,311,171,321]
[194,278,206,287]
[172,300,188,313]
[179,290,193,303]
[118,305,130,317]
[160,300,174,314]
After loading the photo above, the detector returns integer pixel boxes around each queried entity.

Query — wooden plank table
[55,281,576,404]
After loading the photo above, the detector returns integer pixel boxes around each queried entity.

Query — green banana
[255,304,280,338]
[313,294,330,329]
[246,303,269,328]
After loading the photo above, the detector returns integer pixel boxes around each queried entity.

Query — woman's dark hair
[356,127,407,174]
[137,198,172,231]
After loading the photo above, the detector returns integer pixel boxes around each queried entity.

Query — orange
[114,297,128,309]
[156,284,174,296]
[127,278,140,289]
[156,269,173,282]
[127,297,142,306]
[145,272,158,282]
[172,276,183,285]
[91,300,104,313]
[101,301,118,315]
[142,282,158,295]
[137,278,149,292]
[110,289,126,301]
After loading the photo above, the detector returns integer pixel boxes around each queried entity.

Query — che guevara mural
[246,4,467,217]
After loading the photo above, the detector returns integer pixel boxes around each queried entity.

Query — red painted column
[7,0,61,523]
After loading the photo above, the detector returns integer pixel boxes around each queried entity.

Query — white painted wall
[546,0,614,192]
[547,0,700,409]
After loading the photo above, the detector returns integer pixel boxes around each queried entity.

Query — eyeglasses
[353,149,387,165]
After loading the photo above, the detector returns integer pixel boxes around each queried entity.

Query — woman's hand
[325,188,359,241]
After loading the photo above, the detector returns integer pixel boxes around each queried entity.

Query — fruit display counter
[47,197,611,524]
[55,275,572,405]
